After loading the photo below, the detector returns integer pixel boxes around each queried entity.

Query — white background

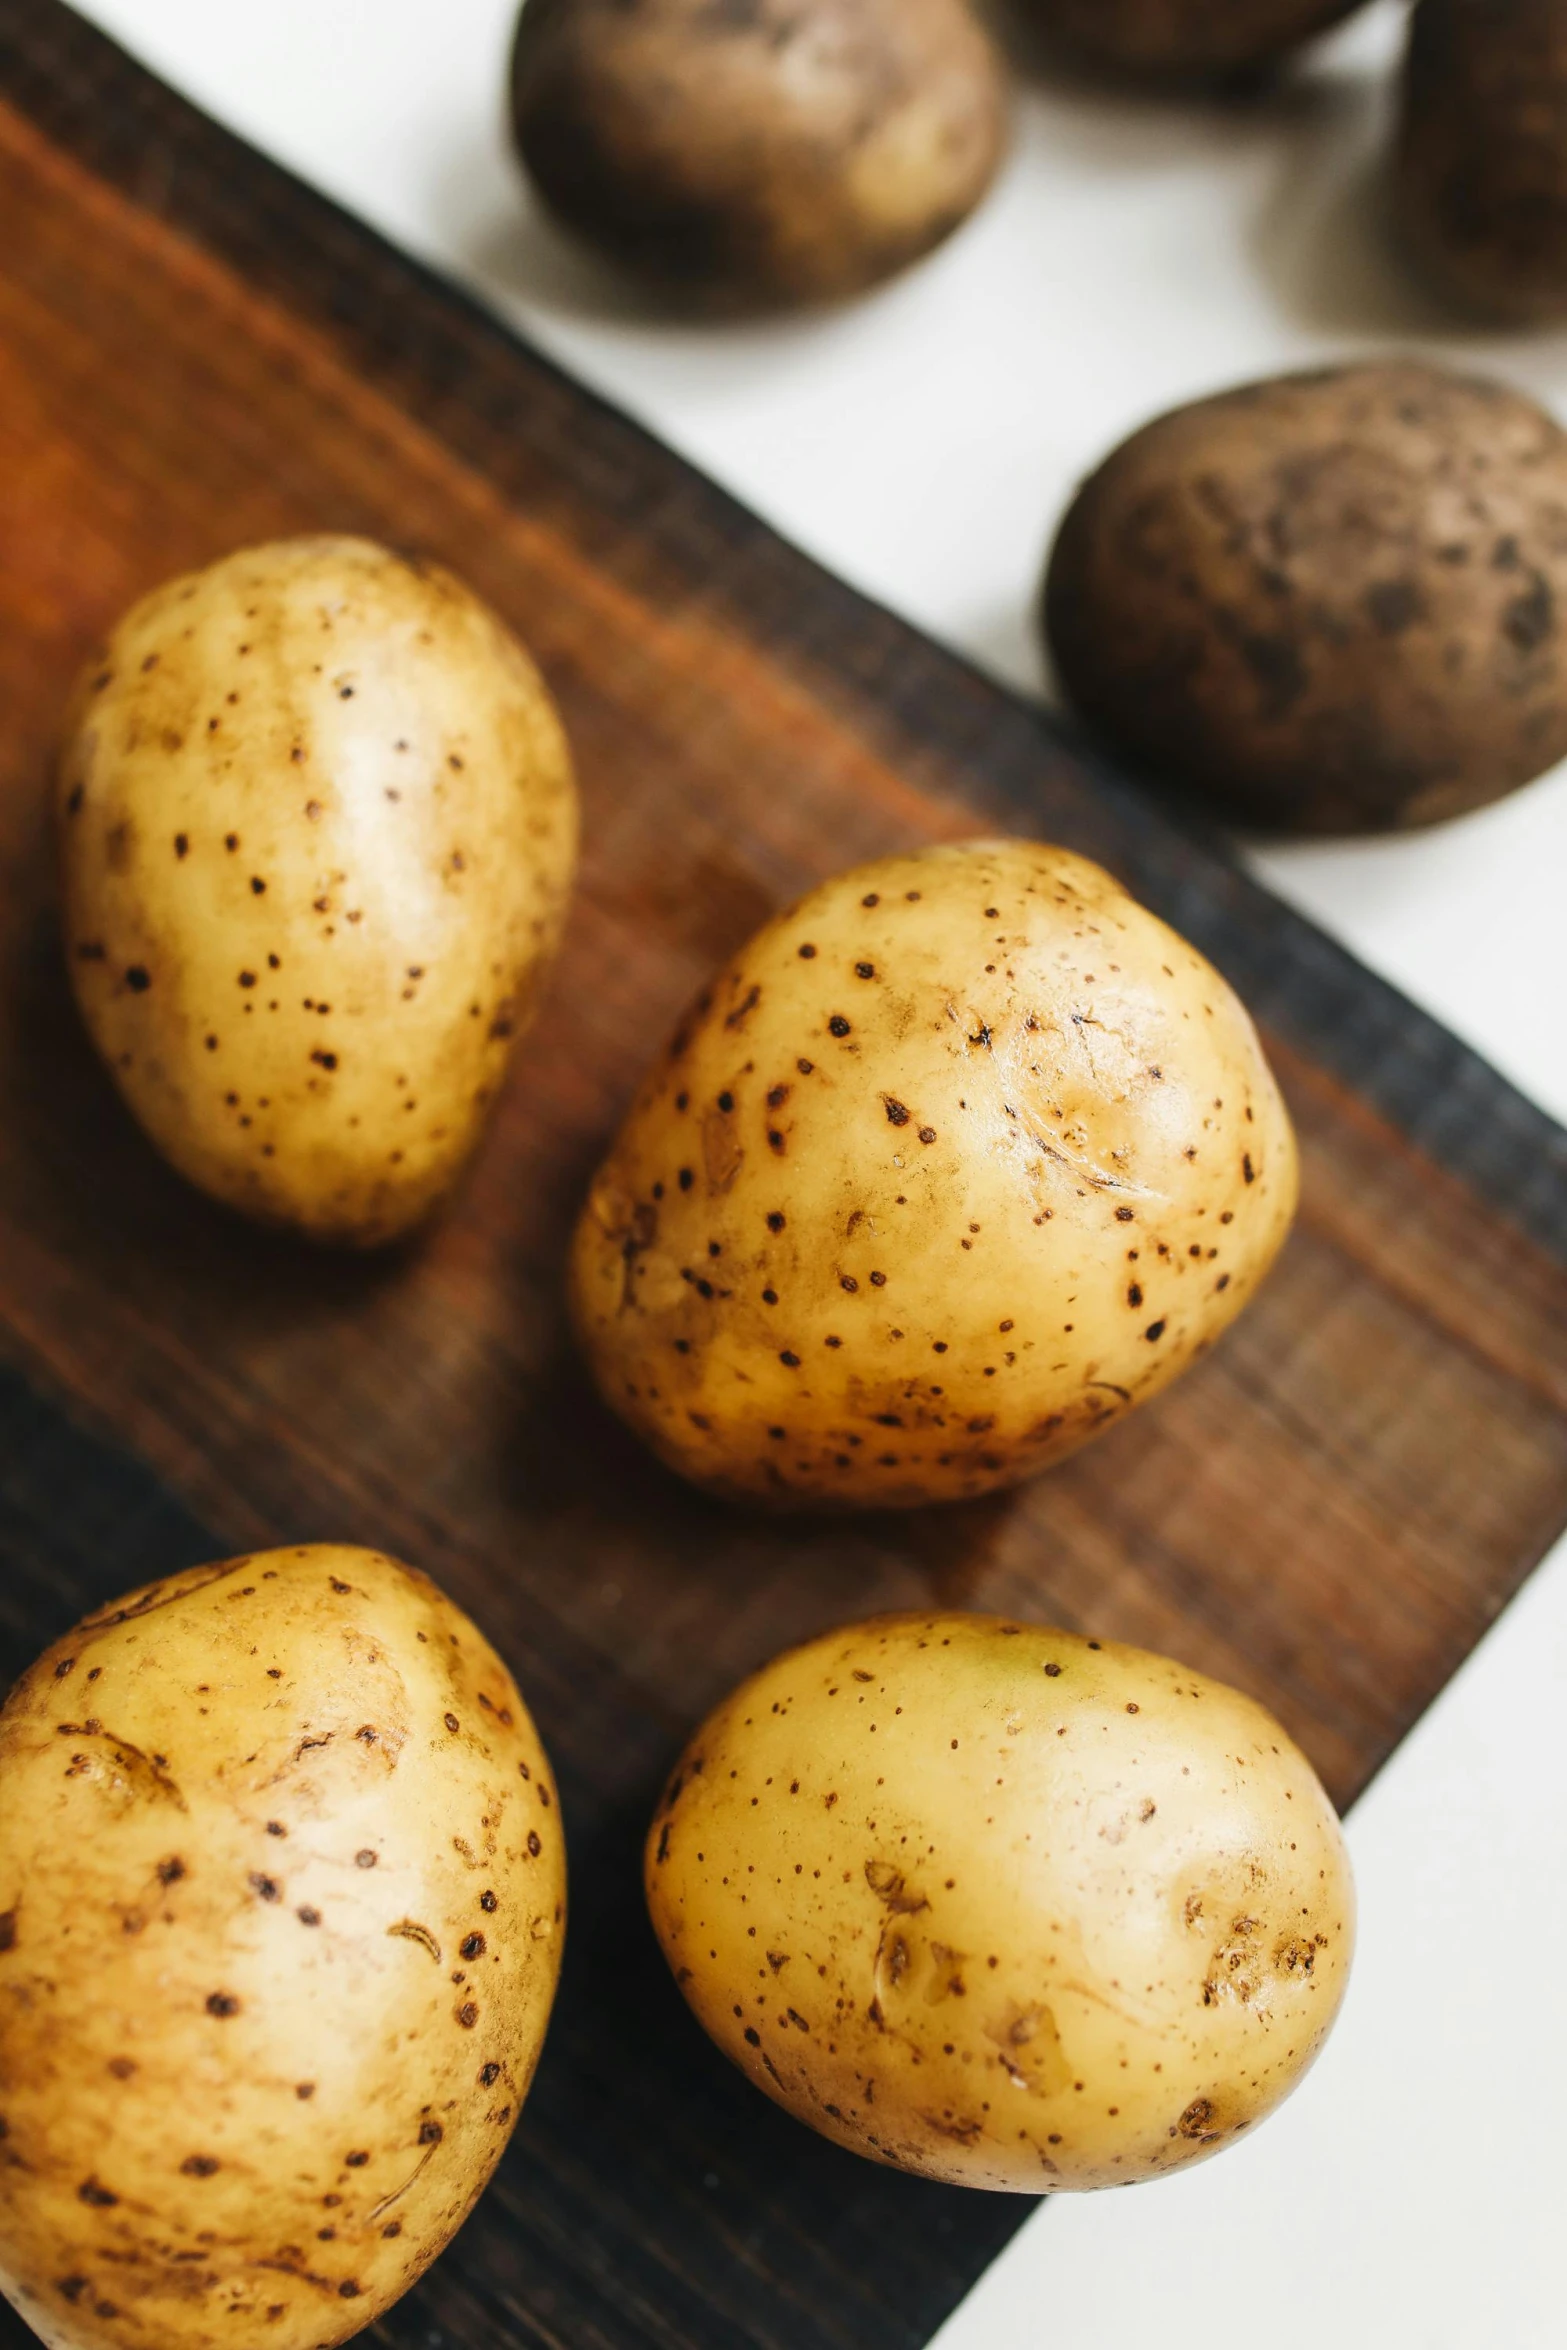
[62,3,1567,2342]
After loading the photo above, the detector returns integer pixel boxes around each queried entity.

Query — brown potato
[647,1612,1355,2191]
[58,536,578,1246]
[570,839,1296,1508]
[509,0,1009,308]
[1021,0,1368,78]
[1398,0,1567,324]
[0,1545,565,2350]
[1045,361,1567,833]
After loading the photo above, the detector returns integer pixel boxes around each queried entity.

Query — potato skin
[1398,0,1567,324]
[647,1612,1354,2192]
[1046,362,1567,834]
[509,0,1009,308]
[570,840,1295,1508]
[58,536,578,1245]
[0,1546,565,2350]
[1024,0,1366,77]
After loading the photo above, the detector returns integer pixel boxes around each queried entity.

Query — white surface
[62,4,1567,2344]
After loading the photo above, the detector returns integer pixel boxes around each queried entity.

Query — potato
[1045,361,1567,833]
[1023,0,1368,78]
[1397,0,1567,324]
[508,0,1009,308]
[58,536,578,1245]
[0,1545,565,2350]
[570,839,1295,1508]
[647,1611,1354,2191]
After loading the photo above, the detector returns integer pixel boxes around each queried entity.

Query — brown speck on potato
[570,839,1293,1511]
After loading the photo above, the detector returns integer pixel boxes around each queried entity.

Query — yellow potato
[571,839,1296,1507]
[0,1545,565,2349]
[58,536,578,1245]
[647,1612,1354,2191]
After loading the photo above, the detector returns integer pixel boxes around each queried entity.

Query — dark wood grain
[0,4,1564,2346]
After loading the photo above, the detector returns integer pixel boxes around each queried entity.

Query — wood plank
[0,5,1564,2345]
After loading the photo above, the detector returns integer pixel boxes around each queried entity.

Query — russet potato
[1024,0,1368,78]
[1398,0,1567,324]
[1046,361,1567,832]
[510,0,1009,308]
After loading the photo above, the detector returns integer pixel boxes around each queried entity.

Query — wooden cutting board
[1,6,1565,2345]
